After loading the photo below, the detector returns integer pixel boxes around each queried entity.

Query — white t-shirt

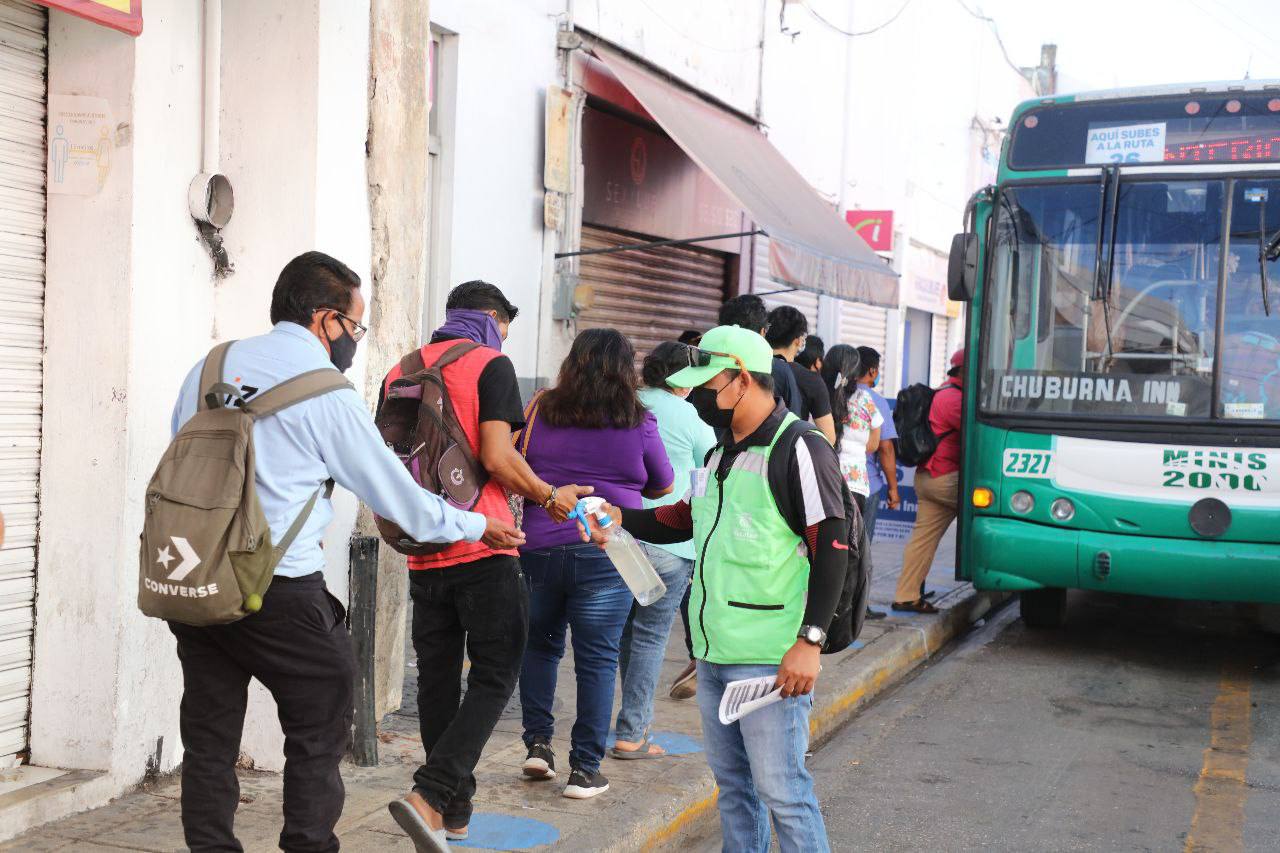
[837,387,884,497]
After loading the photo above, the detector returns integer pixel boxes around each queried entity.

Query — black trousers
[169,572,354,853]
[409,554,528,822]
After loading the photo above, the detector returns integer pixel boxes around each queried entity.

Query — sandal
[610,738,667,760]
[891,599,940,614]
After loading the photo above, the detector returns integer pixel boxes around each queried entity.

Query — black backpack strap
[766,418,825,539]
[197,341,236,411]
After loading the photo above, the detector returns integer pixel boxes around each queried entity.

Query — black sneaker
[865,607,887,620]
[522,738,556,780]
[563,767,609,800]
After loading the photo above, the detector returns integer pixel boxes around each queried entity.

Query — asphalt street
[689,591,1280,852]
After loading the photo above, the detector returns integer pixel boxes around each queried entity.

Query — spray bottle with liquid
[569,497,667,606]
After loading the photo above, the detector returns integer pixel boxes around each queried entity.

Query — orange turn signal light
[971,487,994,508]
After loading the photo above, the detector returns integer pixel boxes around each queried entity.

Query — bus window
[981,183,1101,412]
[1220,180,1280,420]
[982,180,1223,418]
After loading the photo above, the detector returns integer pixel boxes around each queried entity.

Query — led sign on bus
[1164,132,1280,163]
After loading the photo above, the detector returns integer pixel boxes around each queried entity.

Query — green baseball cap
[667,324,775,388]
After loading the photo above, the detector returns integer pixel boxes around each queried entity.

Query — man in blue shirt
[855,347,900,542]
[168,252,524,853]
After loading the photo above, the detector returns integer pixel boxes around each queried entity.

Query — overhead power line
[951,0,1030,82]
[798,0,915,38]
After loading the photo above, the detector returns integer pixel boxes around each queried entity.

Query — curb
[616,585,1011,851]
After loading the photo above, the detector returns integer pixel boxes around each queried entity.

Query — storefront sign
[902,272,948,315]
[845,209,894,252]
[581,107,744,252]
[35,0,142,36]
[47,95,114,196]
[902,248,953,315]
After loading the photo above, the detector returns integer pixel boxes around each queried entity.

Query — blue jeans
[863,485,883,543]
[695,661,830,853]
[614,544,694,743]
[520,543,633,774]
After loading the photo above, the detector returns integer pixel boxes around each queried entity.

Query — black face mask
[325,324,358,373]
[689,382,741,430]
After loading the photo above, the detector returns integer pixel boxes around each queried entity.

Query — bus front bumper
[970,516,1280,604]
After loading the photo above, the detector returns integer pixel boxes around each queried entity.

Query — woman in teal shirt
[612,342,717,757]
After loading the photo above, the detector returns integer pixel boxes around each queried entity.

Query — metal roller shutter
[930,314,951,386]
[838,300,888,358]
[577,225,728,362]
[0,0,45,768]
[752,236,819,330]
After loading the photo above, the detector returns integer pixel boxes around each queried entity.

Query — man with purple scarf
[387,281,592,851]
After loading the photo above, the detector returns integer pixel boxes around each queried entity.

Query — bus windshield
[981,178,1280,422]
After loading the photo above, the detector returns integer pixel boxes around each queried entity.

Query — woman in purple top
[517,329,674,800]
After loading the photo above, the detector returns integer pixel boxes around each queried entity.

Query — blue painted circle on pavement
[451,813,559,850]
[607,729,703,755]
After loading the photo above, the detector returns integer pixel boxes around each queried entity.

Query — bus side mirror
[948,232,977,302]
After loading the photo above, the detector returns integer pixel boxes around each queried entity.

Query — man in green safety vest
[585,325,844,852]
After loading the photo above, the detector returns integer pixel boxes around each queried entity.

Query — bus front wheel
[1020,588,1067,628]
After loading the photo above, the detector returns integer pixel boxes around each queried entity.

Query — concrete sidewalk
[3,531,1004,852]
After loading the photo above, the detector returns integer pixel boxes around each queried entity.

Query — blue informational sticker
[451,813,560,850]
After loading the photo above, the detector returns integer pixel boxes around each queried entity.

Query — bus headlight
[1050,498,1076,522]
[1010,490,1034,514]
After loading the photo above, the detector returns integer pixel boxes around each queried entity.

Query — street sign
[846,209,894,252]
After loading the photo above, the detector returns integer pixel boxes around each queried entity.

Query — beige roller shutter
[752,235,819,330]
[0,0,45,767]
[838,300,888,358]
[577,225,728,362]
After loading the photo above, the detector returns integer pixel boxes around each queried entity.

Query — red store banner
[34,0,142,36]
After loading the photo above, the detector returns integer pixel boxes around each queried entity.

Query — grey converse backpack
[138,341,352,626]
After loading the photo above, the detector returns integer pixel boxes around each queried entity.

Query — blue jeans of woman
[614,543,694,743]
[520,543,634,774]
[695,661,830,853]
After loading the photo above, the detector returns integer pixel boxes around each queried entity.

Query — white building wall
[24,0,378,829]
[427,0,562,386]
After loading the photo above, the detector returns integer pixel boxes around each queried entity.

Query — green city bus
[948,81,1280,627]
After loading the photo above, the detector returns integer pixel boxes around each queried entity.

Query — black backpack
[764,419,873,655]
[894,381,959,468]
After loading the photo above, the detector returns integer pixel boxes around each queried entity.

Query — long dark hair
[539,328,647,429]
[820,344,862,450]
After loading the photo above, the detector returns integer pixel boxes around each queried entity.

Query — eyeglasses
[315,307,367,343]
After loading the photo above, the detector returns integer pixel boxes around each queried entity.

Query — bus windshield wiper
[1258,202,1275,316]
[1092,165,1120,359]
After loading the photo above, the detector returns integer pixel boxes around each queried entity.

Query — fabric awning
[593,43,898,308]
[35,0,142,36]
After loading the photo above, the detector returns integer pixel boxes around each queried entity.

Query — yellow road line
[1186,662,1254,853]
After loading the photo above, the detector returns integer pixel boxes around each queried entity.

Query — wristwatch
[543,485,558,511]
[797,624,827,646]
